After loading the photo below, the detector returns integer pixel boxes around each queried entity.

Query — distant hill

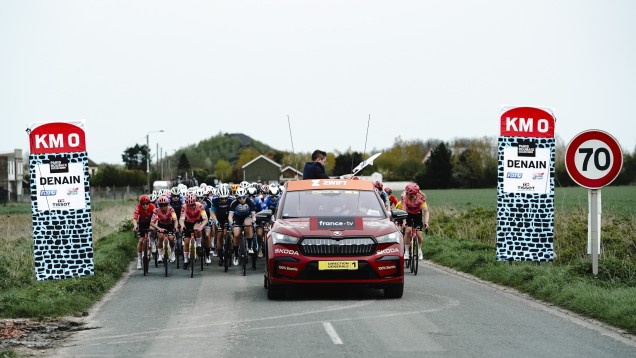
[172,132,277,172]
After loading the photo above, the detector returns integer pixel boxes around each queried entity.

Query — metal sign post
[565,130,623,276]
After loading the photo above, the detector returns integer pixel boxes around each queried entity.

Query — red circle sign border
[565,130,623,189]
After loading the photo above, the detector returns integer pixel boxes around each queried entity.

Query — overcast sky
[2,0,635,165]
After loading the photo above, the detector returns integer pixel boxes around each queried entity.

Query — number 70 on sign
[565,130,623,189]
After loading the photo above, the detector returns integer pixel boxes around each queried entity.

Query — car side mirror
[256,209,273,220]
[390,209,407,221]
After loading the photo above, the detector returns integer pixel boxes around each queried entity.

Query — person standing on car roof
[303,149,352,180]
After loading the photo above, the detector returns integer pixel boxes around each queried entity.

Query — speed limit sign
[565,130,623,189]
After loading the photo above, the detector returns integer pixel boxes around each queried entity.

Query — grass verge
[0,221,135,318]
[425,207,636,335]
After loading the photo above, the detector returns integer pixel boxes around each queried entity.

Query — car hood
[271,217,399,238]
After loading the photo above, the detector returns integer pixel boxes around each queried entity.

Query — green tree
[214,159,232,182]
[417,142,453,189]
[177,153,190,172]
[453,148,484,188]
[122,144,149,171]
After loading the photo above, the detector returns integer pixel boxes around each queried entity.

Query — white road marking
[323,321,343,345]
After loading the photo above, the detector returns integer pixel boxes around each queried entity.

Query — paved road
[53,258,636,357]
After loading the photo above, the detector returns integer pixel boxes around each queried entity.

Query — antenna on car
[352,115,372,174]
[287,115,299,179]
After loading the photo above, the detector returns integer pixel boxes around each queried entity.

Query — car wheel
[384,283,404,299]
[267,281,286,300]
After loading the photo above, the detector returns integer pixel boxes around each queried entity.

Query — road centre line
[323,321,343,345]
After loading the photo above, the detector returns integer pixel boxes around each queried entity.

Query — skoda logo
[332,231,342,236]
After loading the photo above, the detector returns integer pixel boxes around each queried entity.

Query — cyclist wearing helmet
[401,183,429,261]
[179,192,209,269]
[384,187,398,209]
[197,188,214,264]
[255,184,280,258]
[133,195,156,269]
[150,196,178,263]
[169,187,184,222]
[210,185,234,266]
[228,187,259,266]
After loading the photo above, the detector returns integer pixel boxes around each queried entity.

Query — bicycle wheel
[153,236,158,268]
[199,245,204,271]
[163,238,169,277]
[412,239,419,275]
[142,239,149,276]
[224,232,232,272]
[240,236,247,276]
[175,235,181,269]
[190,238,195,278]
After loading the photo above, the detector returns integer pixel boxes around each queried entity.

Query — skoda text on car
[263,179,407,299]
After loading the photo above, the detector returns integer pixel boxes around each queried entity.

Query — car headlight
[271,231,300,245]
[376,231,401,244]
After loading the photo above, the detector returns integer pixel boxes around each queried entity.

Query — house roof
[87,158,98,167]
[280,166,302,175]
[242,155,282,169]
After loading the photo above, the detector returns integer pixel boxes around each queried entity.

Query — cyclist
[169,187,184,222]
[228,187,258,266]
[255,184,280,257]
[210,185,234,266]
[133,194,156,269]
[401,183,429,261]
[198,187,214,264]
[384,187,398,209]
[179,192,209,269]
[150,196,178,262]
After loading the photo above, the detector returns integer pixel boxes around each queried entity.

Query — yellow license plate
[318,261,358,270]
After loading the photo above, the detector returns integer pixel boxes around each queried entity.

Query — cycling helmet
[268,183,279,196]
[210,187,217,196]
[185,193,197,205]
[200,183,207,189]
[139,195,151,204]
[159,188,169,196]
[157,196,169,205]
[171,186,181,196]
[384,187,392,195]
[195,188,205,198]
[217,186,230,198]
[239,181,250,189]
[261,184,269,194]
[235,187,247,198]
[247,186,258,196]
[374,181,383,190]
[405,183,420,195]
[149,191,158,202]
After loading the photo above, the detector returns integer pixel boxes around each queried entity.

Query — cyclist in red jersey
[179,192,209,268]
[384,187,398,209]
[401,183,429,261]
[133,195,156,269]
[150,196,178,263]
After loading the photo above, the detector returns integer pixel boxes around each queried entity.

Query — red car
[262,179,407,299]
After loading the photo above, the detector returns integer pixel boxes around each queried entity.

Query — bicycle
[140,230,151,276]
[158,229,173,277]
[222,223,233,273]
[234,224,251,276]
[183,230,199,278]
[406,227,427,276]
[175,230,183,269]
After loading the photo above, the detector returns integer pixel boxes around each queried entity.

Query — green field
[419,186,636,217]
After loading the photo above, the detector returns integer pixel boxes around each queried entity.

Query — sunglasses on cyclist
[159,203,168,207]
[237,196,247,200]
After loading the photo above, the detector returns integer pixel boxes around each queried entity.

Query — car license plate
[318,261,358,270]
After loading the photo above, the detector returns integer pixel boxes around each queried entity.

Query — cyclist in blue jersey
[228,187,259,266]
[255,184,280,258]
[210,185,233,266]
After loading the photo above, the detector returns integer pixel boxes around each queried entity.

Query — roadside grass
[0,201,134,319]
[425,191,636,334]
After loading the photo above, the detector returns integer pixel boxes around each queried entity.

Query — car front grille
[299,237,376,256]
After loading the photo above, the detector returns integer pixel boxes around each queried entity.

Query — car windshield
[280,190,386,218]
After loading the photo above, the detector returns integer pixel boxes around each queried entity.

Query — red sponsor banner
[29,122,86,154]
[500,107,555,138]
